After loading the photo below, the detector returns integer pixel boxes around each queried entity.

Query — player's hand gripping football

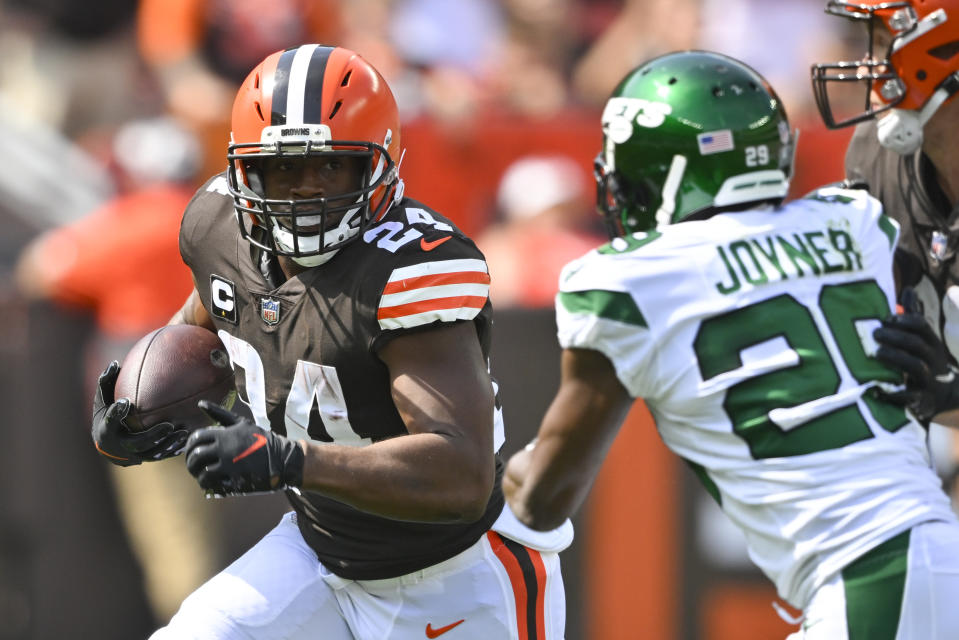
[186,400,305,496]
[91,361,189,466]
[873,289,959,424]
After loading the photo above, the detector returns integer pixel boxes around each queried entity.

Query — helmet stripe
[286,44,320,125]
[270,48,298,126]
[302,46,334,125]
[272,45,334,126]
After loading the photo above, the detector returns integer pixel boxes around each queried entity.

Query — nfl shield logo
[930,230,948,262]
[260,297,281,325]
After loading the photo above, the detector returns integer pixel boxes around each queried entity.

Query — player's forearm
[299,433,495,523]
[503,442,577,530]
[168,287,214,329]
[509,350,634,530]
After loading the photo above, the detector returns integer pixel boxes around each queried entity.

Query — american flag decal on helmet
[378,259,490,330]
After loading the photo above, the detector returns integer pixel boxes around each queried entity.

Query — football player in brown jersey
[813,1,959,429]
[91,44,572,639]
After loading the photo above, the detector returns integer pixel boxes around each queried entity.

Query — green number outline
[693,279,907,459]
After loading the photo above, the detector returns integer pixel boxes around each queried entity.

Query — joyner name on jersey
[714,224,864,295]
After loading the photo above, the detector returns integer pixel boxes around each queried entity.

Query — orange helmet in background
[811,0,959,153]
[227,44,403,266]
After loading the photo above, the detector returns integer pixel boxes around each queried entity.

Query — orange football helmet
[227,44,403,266]
[812,1,959,152]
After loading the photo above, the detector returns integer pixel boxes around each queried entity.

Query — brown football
[114,325,237,433]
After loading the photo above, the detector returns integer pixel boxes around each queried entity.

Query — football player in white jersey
[504,50,959,639]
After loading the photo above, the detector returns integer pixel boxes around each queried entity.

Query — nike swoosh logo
[95,441,130,462]
[232,433,267,463]
[420,235,452,251]
[425,620,465,638]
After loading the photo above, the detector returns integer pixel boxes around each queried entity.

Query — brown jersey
[845,120,959,363]
[179,173,505,579]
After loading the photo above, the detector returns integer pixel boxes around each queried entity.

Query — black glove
[185,400,305,496]
[873,290,959,424]
[91,361,189,466]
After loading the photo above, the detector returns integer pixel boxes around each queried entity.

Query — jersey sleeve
[555,252,657,398]
[179,173,232,271]
[377,255,490,330]
[367,203,492,350]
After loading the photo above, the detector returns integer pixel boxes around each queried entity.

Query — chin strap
[654,154,687,227]
[877,72,959,155]
[289,248,339,268]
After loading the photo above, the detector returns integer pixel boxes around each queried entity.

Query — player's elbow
[443,460,495,523]
[462,468,497,522]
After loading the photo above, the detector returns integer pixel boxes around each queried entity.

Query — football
[114,324,237,433]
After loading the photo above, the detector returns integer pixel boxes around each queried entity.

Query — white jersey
[556,187,957,608]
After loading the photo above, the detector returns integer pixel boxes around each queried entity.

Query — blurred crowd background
[0,1,938,639]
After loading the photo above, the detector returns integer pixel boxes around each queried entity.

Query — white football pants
[150,507,571,639]
[786,519,959,640]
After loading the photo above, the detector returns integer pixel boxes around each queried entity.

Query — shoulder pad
[800,179,870,200]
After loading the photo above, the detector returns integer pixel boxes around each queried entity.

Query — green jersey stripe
[558,290,647,327]
[841,529,910,640]
[877,214,898,250]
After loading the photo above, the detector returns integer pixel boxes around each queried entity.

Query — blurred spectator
[393,0,604,237]
[567,0,856,201]
[477,155,605,308]
[6,0,137,41]
[0,94,115,262]
[486,25,570,118]
[0,1,157,140]
[391,0,503,75]
[0,6,156,630]
[699,0,858,198]
[337,0,402,78]
[571,0,701,107]
[381,0,504,122]
[15,116,198,337]
[402,105,601,235]
[136,0,344,181]
[14,116,228,622]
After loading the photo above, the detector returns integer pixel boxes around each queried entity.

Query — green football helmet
[595,50,795,237]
